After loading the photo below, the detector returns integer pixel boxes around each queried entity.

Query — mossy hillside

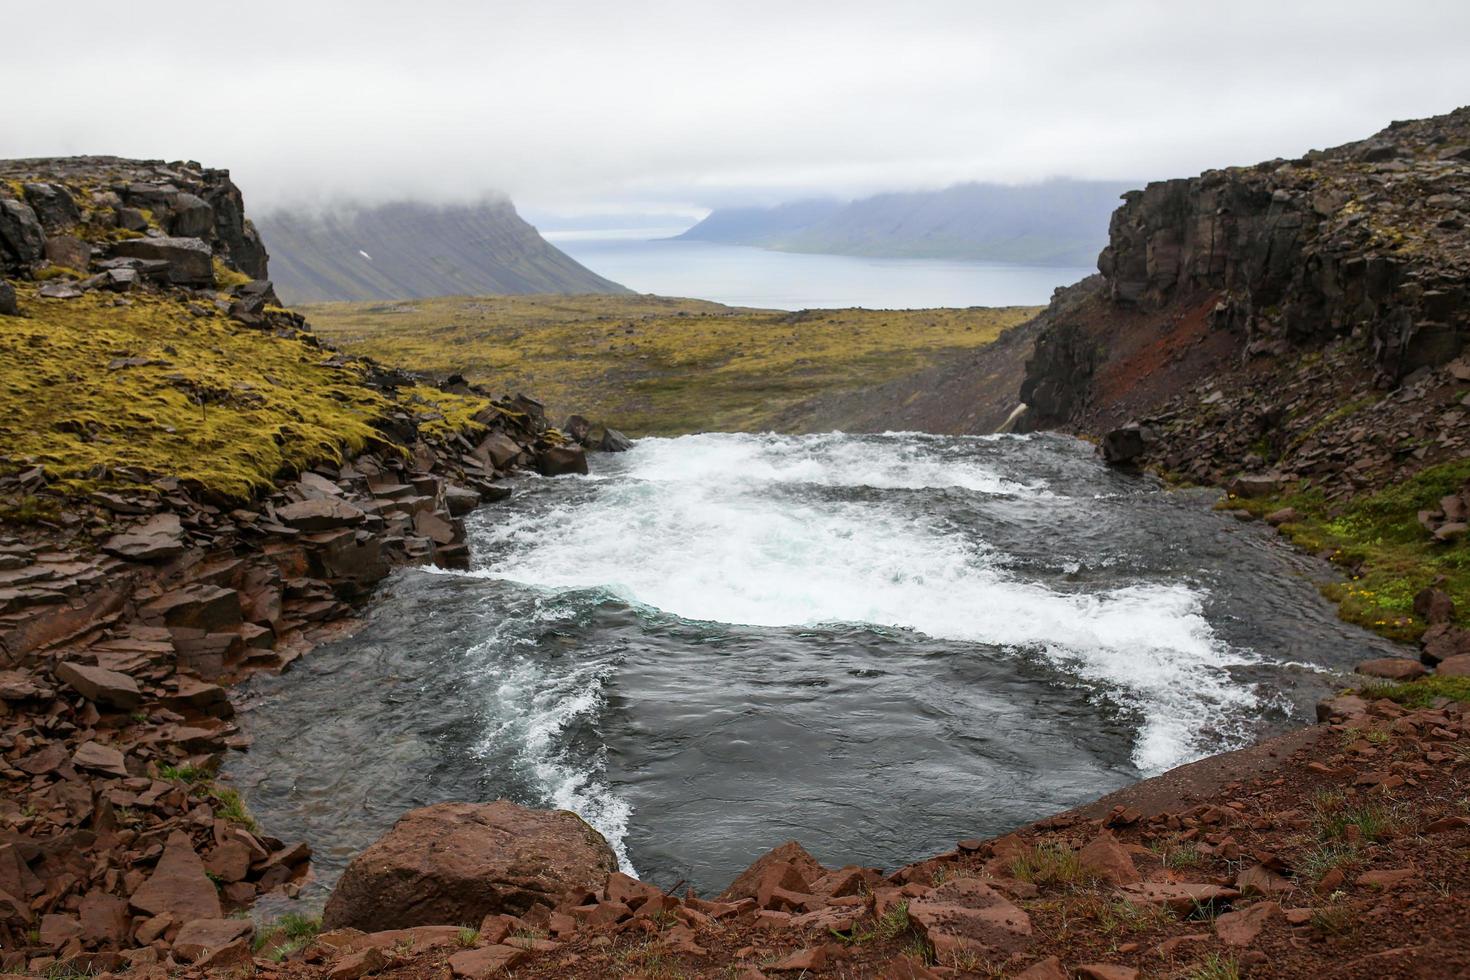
[0,285,489,500]
[1226,459,1470,643]
[303,293,1038,435]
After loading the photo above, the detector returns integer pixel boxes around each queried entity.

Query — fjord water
[226,432,1396,897]
[546,232,1093,309]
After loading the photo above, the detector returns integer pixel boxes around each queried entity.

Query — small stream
[225,431,1396,899]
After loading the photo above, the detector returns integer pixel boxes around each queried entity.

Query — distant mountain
[675,179,1136,266]
[256,198,629,304]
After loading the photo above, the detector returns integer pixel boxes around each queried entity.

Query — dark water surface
[225,432,1395,899]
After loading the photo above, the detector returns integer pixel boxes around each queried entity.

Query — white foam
[470,433,1260,776]
[469,648,636,875]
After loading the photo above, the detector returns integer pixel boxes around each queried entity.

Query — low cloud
[4,0,1467,214]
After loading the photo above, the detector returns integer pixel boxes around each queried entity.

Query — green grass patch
[1224,460,1470,644]
[1358,675,1470,708]
[1007,843,1100,888]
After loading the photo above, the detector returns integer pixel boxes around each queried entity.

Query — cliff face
[255,199,629,304]
[0,155,269,281]
[1023,106,1470,437]
[1017,107,1470,492]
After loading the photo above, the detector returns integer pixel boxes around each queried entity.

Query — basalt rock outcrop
[1015,107,1470,499]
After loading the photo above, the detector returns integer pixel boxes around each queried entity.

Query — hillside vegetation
[304,294,1038,434]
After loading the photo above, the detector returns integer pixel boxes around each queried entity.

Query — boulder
[322,801,618,931]
[139,583,241,632]
[1355,657,1428,681]
[1421,624,1470,665]
[170,193,215,238]
[1228,473,1285,498]
[537,446,588,477]
[1076,831,1139,884]
[72,741,128,777]
[0,198,46,272]
[21,182,80,231]
[1101,425,1147,465]
[907,877,1032,959]
[721,841,826,903]
[598,427,634,453]
[43,235,91,272]
[79,892,129,946]
[129,831,221,921]
[101,513,187,561]
[562,415,592,445]
[475,432,522,469]
[173,918,254,963]
[55,661,142,710]
[0,278,15,316]
[1214,901,1280,946]
[1413,587,1455,625]
[276,497,366,531]
[1436,654,1470,677]
[444,485,481,517]
[110,237,214,286]
[449,945,528,979]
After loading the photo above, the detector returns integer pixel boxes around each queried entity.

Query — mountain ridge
[675,178,1136,266]
[256,198,629,304]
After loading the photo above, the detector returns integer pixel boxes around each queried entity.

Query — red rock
[54,662,141,710]
[906,878,1032,959]
[1436,654,1470,677]
[537,446,588,477]
[204,840,252,883]
[603,871,661,910]
[38,913,82,949]
[1413,587,1456,625]
[1355,657,1427,680]
[768,944,836,972]
[1012,957,1068,980]
[1425,815,1470,833]
[721,841,825,904]
[276,498,366,531]
[1077,966,1137,980]
[101,514,186,561]
[1118,881,1239,913]
[128,831,221,921]
[1214,900,1281,946]
[1077,830,1139,884]
[173,918,254,963]
[322,801,617,931]
[1356,868,1416,889]
[328,945,387,980]
[449,944,528,978]
[196,938,254,971]
[79,892,129,946]
[1236,864,1293,896]
[72,741,128,777]
[139,583,241,632]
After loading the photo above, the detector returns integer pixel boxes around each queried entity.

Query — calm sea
[546,229,1093,310]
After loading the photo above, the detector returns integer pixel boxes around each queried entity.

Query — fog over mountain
[3,0,1467,218]
[675,180,1134,266]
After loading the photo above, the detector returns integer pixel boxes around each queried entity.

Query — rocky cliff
[255,199,629,304]
[1018,106,1469,485]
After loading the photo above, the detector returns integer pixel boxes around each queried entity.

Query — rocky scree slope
[0,156,622,976]
[254,198,630,304]
[997,107,1470,660]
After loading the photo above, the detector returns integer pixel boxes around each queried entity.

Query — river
[225,431,1395,899]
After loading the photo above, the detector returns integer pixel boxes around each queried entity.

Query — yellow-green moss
[402,384,491,440]
[212,258,252,289]
[0,286,398,500]
[304,294,1037,435]
[33,266,81,281]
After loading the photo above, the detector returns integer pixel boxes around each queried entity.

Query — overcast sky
[5,0,1468,219]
